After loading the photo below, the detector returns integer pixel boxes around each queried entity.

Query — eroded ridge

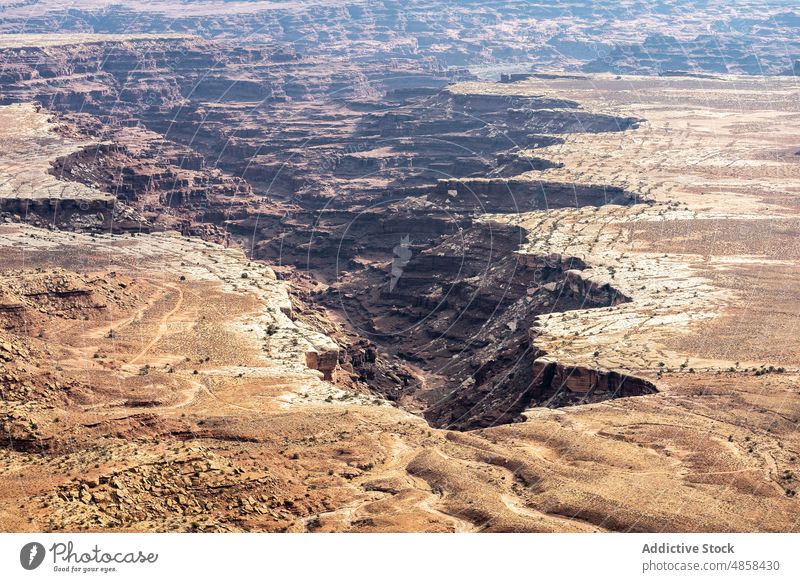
[0,24,799,533]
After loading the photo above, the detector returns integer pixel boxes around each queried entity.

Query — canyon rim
[0,0,798,535]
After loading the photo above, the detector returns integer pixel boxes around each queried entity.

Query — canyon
[0,2,799,533]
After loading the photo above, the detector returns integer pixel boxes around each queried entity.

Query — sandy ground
[1,74,800,532]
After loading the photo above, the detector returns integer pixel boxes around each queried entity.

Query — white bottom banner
[1,533,798,581]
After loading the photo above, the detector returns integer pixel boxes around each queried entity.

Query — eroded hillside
[0,26,799,533]
[0,1,797,74]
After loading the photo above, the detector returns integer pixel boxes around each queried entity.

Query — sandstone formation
[0,1,797,75]
[0,6,799,533]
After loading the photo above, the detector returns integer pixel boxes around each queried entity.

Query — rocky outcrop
[425,352,657,431]
[431,178,638,211]
[0,34,655,436]
[0,196,113,219]
[515,252,588,271]
[304,343,340,381]
[562,269,630,306]
[531,358,657,407]
[0,269,137,330]
[0,2,796,77]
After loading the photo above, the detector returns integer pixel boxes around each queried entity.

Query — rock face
[431,178,639,212]
[0,102,126,230]
[0,2,796,75]
[1,8,800,535]
[534,359,657,406]
[562,270,630,307]
[425,356,657,431]
[0,37,667,429]
[0,269,120,329]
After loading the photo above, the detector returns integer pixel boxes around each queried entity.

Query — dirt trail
[499,494,600,532]
[129,283,184,365]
